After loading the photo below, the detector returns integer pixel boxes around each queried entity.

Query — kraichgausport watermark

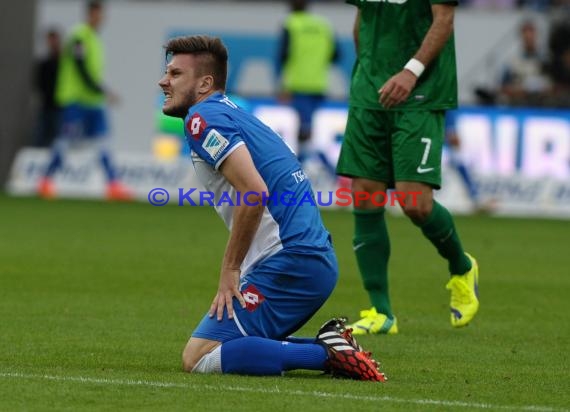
[147,188,421,207]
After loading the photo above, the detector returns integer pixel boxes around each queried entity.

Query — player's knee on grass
[182,338,221,373]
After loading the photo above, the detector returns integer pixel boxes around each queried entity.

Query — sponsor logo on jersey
[201,129,229,160]
[242,284,265,312]
[291,169,307,183]
[186,113,207,140]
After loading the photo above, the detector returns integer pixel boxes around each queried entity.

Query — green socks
[353,208,393,318]
[352,202,469,318]
[416,201,472,275]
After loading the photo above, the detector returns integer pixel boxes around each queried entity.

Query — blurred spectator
[275,0,340,161]
[34,28,61,148]
[37,0,131,201]
[546,15,570,106]
[498,19,551,106]
[445,110,496,213]
[551,0,570,9]
[466,0,518,9]
[463,0,570,9]
[516,0,552,10]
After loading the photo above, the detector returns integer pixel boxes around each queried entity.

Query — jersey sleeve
[184,107,244,170]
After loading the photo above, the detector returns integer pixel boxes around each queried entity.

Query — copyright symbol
[148,188,169,206]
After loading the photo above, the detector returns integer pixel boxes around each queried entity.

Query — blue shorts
[191,247,338,343]
[290,93,325,134]
[60,104,108,139]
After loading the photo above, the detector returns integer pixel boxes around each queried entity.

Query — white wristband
[404,58,425,78]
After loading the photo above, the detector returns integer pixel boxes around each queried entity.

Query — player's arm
[412,4,455,70]
[209,144,267,321]
[276,27,290,76]
[71,39,105,94]
[353,9,361,54]
[331,36,341,64]
[275,26,291,101]
[378,3,455,109]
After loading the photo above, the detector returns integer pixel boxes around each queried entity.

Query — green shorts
[336,107,445,189]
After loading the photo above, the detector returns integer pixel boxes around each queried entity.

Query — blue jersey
[184,92,331,274]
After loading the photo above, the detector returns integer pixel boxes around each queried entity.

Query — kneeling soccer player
[158,34,385,381]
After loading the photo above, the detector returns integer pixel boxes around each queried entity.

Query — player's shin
[220,337,327,375]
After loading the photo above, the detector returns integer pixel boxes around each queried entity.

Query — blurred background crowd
[29,0,570,150]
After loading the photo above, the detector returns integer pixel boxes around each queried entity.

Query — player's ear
[199,75,214,93]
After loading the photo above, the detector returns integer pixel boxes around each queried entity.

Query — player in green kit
[337,0,479,333]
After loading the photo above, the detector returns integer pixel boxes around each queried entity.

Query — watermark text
[147,188,421,207]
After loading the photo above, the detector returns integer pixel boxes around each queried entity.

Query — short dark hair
[290,0,308,12]
[87,0,103,12]
[164,35,228,91]
[46,27,60,38]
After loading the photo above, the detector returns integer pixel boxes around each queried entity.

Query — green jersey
[347,0,458,110]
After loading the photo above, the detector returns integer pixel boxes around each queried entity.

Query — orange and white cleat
[38,177,56,199]
[106,181,134,202]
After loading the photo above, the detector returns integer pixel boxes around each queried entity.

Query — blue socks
[455,162,479,203]
[44,150,117,182]
[284,336,316,344]
[100,151,117,181]
[44,150,63,177]
[220,336,327,375]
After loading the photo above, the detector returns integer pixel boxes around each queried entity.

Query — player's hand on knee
[209,268,246,321]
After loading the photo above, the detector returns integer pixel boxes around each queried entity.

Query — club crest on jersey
[186,113,207,140]
[241,284,265,312]
[202,129,229,160]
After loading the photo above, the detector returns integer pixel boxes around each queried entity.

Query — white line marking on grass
[0,371,565,412]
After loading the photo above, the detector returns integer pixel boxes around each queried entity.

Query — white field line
[0,371,566,412]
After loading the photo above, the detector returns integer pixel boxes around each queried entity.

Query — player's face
[159,54,204,119]
[88,8,104,30]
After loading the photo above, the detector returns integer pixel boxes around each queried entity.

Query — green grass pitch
[0,194,568,411]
